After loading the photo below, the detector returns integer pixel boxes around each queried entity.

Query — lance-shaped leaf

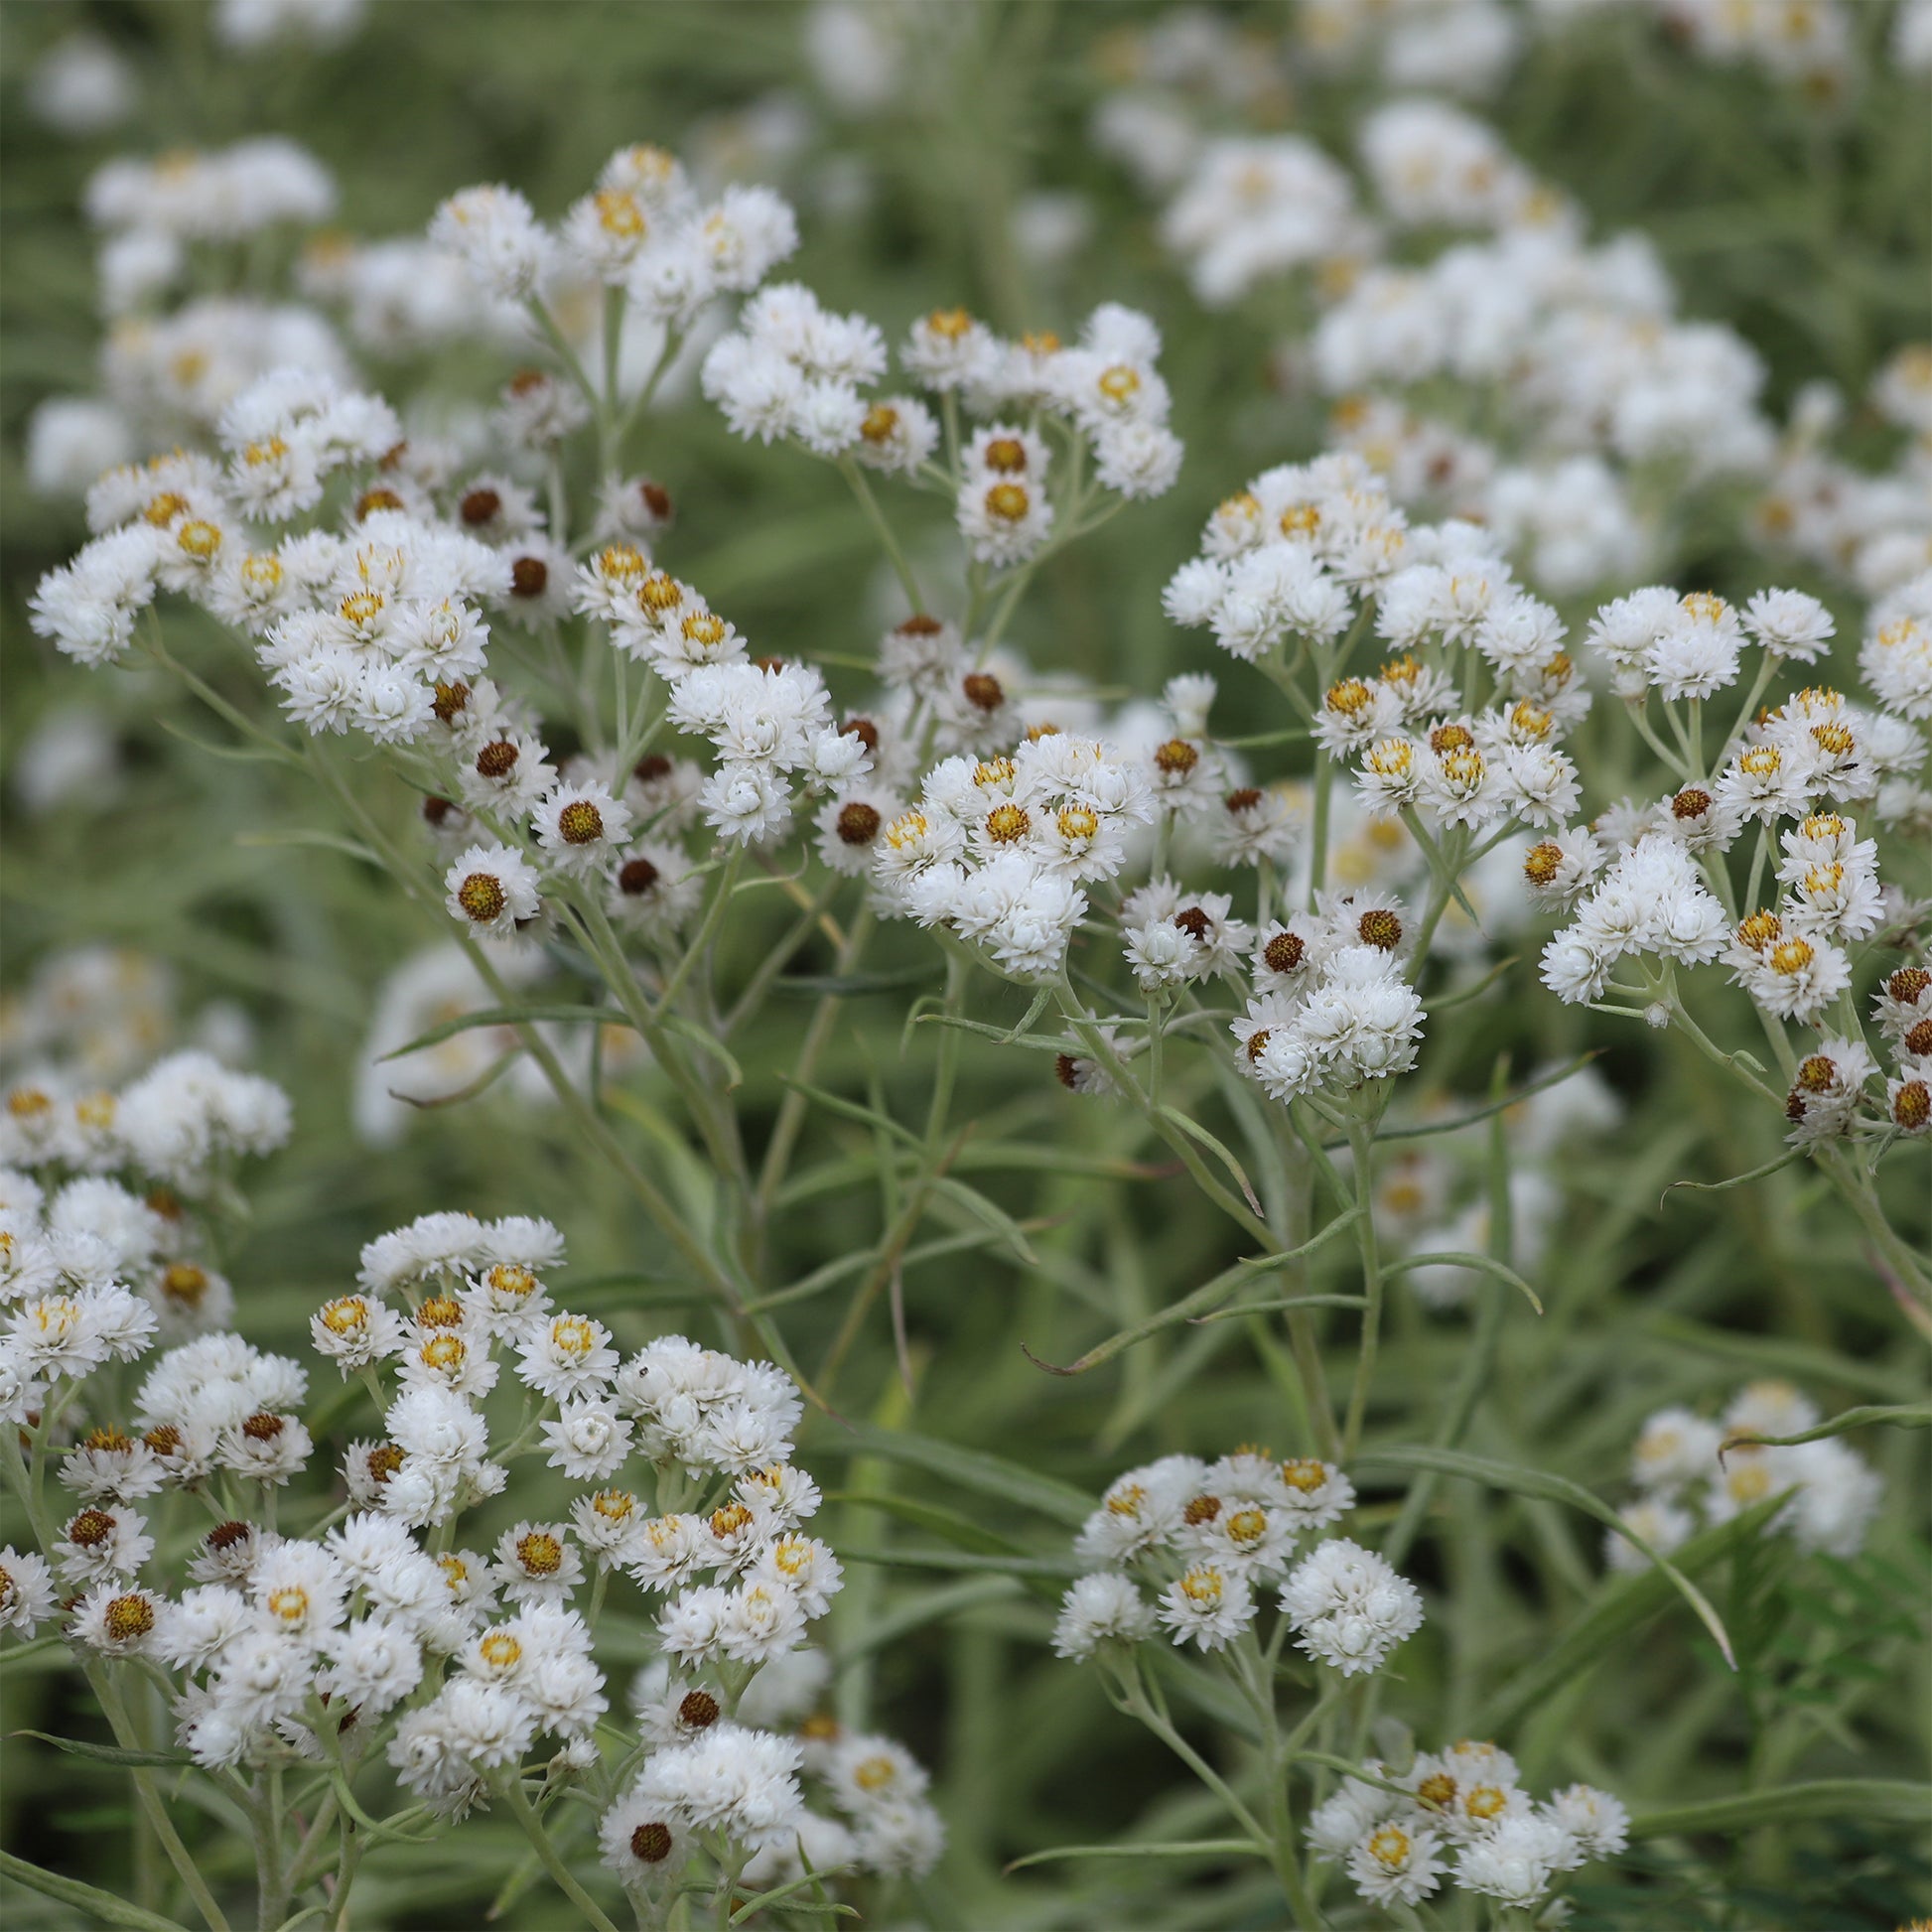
[0,1850,194,1932]
[1359,1445,1739,1667]
[820,1422,1092,1525]
[1721,1401,1932,1454]
[1630,1779,1931,1839]
[1024,1211,1361,1376]
[1003,1839,1265,1873]
[376,1003,631,1062]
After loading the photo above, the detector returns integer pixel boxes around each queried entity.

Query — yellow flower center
[1368,1825,1411,1868]
[985,481,1031,522]
[516,1532,564,1576]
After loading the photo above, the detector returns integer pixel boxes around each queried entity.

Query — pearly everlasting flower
[1280,1539,1424,1675]
[1455,1813,1576,1907]
[1347,1820,1446,1906]
[430,186,551,299]
[1052,1572,1158,1659]
[532,781,632,877]
[1156,1563,1254,1651]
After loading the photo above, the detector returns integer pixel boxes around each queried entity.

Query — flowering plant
[5,5,1929,1930]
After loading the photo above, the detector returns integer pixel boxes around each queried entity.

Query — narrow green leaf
[833,1578,1021,1667]
[391,1048,520,1111]
[1003,1839,1262,1873]
[659,1012,743,1090]
[377,1004,629,1062]
[1723,1402,1932,1450]
[1360,1445,1738,1667]
[1630,1779,1931,1839]
[1661,1147,1806,1203]
[773,1077,923,1152]
[1382,1251,1543,1314]
[729,1871,859,1922]
[1026,1214,1361,1375]
[1290,1754,1416,1802]
[1638,1314,1919,1401]
[0,1849,194,1931]
[1000,985,1054,1043]
[156,716,296,766]
[11,1729,194,1769]
[1480,1500,1785,1733]
[1427,955,1520,1011]
[834,1546,1081,1577]
[233,829,380,863]
[821,1423,1092,1526]
[0,1634,66,1672]
[912,1013,1084,1054]
[1362,1054,1603,1145]
[927,1175,1039,1267]
[1188,1293,1370,1323]
[822,1490,1028,1560]
[1159,1105,1265,1217]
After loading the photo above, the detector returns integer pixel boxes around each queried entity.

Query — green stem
[839,457,925,611]
[1340,1120,1385,1461]
[654,848,745,1020]
[500,1777,625,1932]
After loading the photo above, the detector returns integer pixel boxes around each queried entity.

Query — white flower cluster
[604,1652,944,1892]
[1524,576,1930,1142]
[1053,1449,1423,1676]
[705,289,1183,509]
[1165,456,1592,840]
[1308,1738,1627,1911]
[1226,907,1427,1103]
[874,721,1159,982]
[1754,354,1932,600]
[1,945,249,1090]
[432,144,797,321]
[0,1170,939,1902]
[1103,69,1842,600]
[85,136,335,246]
[2,1045,289,1197]
[1564,0,1855,93]
[1608,1380,1884,1570]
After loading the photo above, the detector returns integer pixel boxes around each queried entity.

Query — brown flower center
[837,802,882,846]
[457,874,507,923]
[1264,931,1306,974]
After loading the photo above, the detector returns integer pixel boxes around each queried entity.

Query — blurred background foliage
[1,3,1928,1926]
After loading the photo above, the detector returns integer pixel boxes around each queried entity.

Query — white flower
[1280,1538,1424,1675]
[717,1578,808,1663]
[1156,1563,1254,1651]
[634,1723,805,1845]
[1630,1407,1723,1490]
[539,1399,634,1482]
[489,1521,584,1606]
[1346,1820,1446,1906]
[1742,588,1834,662]
[517,1311,619,1401]
[71,1584,166,1657]
[1051,1572,1157,1659]
[532,781,633,876]
[53,1505,154,1585]
[430,185,551,299]
[316,1616,423,1715]
[1546,1783,1630,1859]
[957,471,1054,567]
[1455,1813,1577,1907]
[599,1787,688,1886]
